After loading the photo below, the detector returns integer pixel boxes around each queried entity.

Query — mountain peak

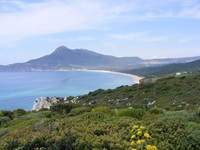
[52,46,71,54]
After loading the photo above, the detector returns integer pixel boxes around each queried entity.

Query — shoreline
[78,69,143,84]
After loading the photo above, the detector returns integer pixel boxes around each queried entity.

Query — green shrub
[194,106,200,117]
[13,108,26,116]
[0,128,9,137]
[0,110,13,119]
[149,106,161,114]
[44,113,51,118]
[68,107,91,116]
[4,134,76,149]
[83,112,105,120]
[0,117,11,126]
[187,130,200,149]
[164,106,172,111]
[115,108,146,119]
[39,108,49,112]
[185,122,200,149]
[50,103,80,114]
[92,106,111,114]
[4,140,20,150]
[0,111,4,117]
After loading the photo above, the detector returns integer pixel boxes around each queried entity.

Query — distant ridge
[124,59,200,77]
[0,46,200,72]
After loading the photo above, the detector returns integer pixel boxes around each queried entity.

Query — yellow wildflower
[144,132,151,139]
[131,135,136,139]
[131,141,135,146]
[137,130,142,135]
[152,146,157,150]
[146,145,157,150]
[146,145,152,150]
[139,126,146,130]
[133,125,139,129]
[132,149,137,150]
[141,139,145,144]
[136,140,143,145]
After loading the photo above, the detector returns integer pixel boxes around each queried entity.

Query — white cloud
[0,0,126,39]
[0,0,200,43]
[109,32,168,42]
[117,0,200,21]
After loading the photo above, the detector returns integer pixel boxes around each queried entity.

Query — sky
[0,0,200,65]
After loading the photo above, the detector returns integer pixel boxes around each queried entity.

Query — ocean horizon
[0,71,134,110]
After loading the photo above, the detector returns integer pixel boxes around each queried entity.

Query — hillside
[0,74,200,149]
[0,46,200,72]
[124,59,200,78]
[76,74,200,110]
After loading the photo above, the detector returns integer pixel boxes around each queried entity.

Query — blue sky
[0,0,200,65]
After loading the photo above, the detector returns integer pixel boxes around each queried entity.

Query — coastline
[79,69,143,84]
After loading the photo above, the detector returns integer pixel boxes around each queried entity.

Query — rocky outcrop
[32,97,58,111]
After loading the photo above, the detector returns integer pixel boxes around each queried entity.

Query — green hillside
[1,105,200,149]
[77,74,200,111]
[0,74,200,149]
[123,59,200,78]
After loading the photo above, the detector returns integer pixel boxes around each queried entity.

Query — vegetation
[123,59,200,78]
[0,74,199,149]
[77,75,200,110]
[0,106,200,149]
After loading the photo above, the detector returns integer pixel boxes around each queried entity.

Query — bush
[68,107,91,116]
[39,108,49,112]
[149,106,161,114]
[115,108,146,119]
[0,128,9,137]
[4,133,76,149]
[4,140,20,150]
[187,130,200,149]
[13,108,26,116]
[50,103,80,115]
[194,106,200,117]
[0,117,11,126]
[0,111,4,117]
[92,106,111,114]
[83,112,106,120]
[44,113,52,118]
[0,110,13,119]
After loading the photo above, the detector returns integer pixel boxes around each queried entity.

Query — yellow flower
[140,139,145,144]
[144,132,151,139]
[133,125,139,129]
[136,140,143,145]
[131,135,136,139]
[132,149,137,150]
[131,141,135,146]
[139,126,146,130]
[146,145,157,150]
[152,146,157,150]
[137,130,142,135]
[146,145,152,150]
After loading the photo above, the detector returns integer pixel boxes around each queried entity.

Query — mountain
[0,46,200,72]
[124,59,200,77]
[0,46,143,71]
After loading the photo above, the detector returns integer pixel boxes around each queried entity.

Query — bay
[0,71,134,110]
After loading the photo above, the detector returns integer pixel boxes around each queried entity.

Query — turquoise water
[0,71,134,110]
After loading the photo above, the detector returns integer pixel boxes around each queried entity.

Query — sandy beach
[80,69,143,84]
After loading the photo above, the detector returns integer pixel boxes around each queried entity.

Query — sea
[0,71,134,110]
